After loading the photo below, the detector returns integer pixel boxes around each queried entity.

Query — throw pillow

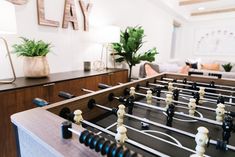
[185,61,198,69]
[201,63,220,71]
[145,63,158,77]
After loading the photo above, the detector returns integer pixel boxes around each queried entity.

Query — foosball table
[11,73,235,157]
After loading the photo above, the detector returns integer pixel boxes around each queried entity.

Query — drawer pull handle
[43,83,55,87]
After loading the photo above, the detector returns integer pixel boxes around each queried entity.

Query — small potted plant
[112,26,158,81]
[13,37,51,78]
[222,63,233,72]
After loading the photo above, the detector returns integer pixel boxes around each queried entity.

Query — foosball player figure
[125,97,134,115]
[129,87,136,98]
[172,89,179,101]
[216,103,225,122]
[190,127,209,157]
[188,98,196,116]
[198,87,205,104]
[165,93,173,109]
[168,82,174,92]
[115,125,128,145]
[192,82,197,91]
[183,78,187,84]
[117,105,126,128]
[146,90,153,104]
[193,92,200,105]
[217,95,225,104]
[222,116,234,144]
[166,104,175,127]
[74,110,83,125]
[155,87,162,98]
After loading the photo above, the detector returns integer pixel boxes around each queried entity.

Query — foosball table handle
[32,98,49,107]
[61,121,140,157]
[98,83,112,89]
[58,91,76,99]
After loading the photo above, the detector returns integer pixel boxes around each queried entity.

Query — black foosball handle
[98,83,112,89]
[188,71,203,76]
[61,121,141,157]
[58,91,76,99]
[32,98,49,107]
[208,73,222,79]
[79,130,139,157]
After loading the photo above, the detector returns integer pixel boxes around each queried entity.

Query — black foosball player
[172,89,179,101]
[222,116,234,144]
[217,96,225,104]
[193,92,200,105]
[166,104,175,127]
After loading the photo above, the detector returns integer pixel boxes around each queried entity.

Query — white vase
[23,56,50,78]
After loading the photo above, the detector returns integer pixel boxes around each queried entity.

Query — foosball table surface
[11,73,235,157]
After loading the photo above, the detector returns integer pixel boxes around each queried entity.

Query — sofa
[139,59,235,80]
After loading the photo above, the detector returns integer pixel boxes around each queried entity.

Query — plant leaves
[112,26,158,67]
[12,37,51,57]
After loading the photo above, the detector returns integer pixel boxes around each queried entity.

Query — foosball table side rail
[44,74,163,120]
[44,73,235,120]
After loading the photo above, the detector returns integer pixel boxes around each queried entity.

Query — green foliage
[112,26,158,68]
[12,37,51,57]
[222,62,233,72]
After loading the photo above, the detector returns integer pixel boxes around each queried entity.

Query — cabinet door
[0,86,48,157]
[109,70,128,86]
[49,78,87,103]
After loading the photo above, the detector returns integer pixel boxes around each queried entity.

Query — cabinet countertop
[0,69,128,92]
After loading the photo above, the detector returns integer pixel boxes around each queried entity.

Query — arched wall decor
[194,27,235,55]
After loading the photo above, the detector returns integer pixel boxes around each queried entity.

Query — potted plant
[112,26,158,81]
[13,37,51,78]
[222,63,233,72]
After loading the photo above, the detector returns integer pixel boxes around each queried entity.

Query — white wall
[0,0,176,79]
[175,17,235,63]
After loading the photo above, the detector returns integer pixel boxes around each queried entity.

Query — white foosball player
[168,82,174,92]
[188,98,197,116]
[198,87,205,104]
[115,125,128,145]
[130,87,136,97]
[216,103,225,122]
[117,104,126,128]
[74,110,83,125]
[191,127,209,157]
[165,93,173,109]
[146,90,153,104]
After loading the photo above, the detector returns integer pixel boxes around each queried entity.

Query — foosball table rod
[61,112,170,157]
[56,90,234,152]
[132,88,235,119]
[61,121,140,157]
[148,82,235,103]
[162,77,235,90]
[149,83,235,106]
[156,79,234,94]
[83,84,233,117]
[138,85,221,105]
[81,87,230,126]
[87,101,235,152]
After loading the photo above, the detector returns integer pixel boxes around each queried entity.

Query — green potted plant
[222,63,233,72]
[112,26,158,81]
[12,37,51,78]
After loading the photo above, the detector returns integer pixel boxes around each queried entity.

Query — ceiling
[178,0,235,17]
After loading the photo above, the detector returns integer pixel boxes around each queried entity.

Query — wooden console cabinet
[0,69,128,157]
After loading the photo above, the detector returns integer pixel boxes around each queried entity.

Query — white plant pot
[23,56,50,78]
